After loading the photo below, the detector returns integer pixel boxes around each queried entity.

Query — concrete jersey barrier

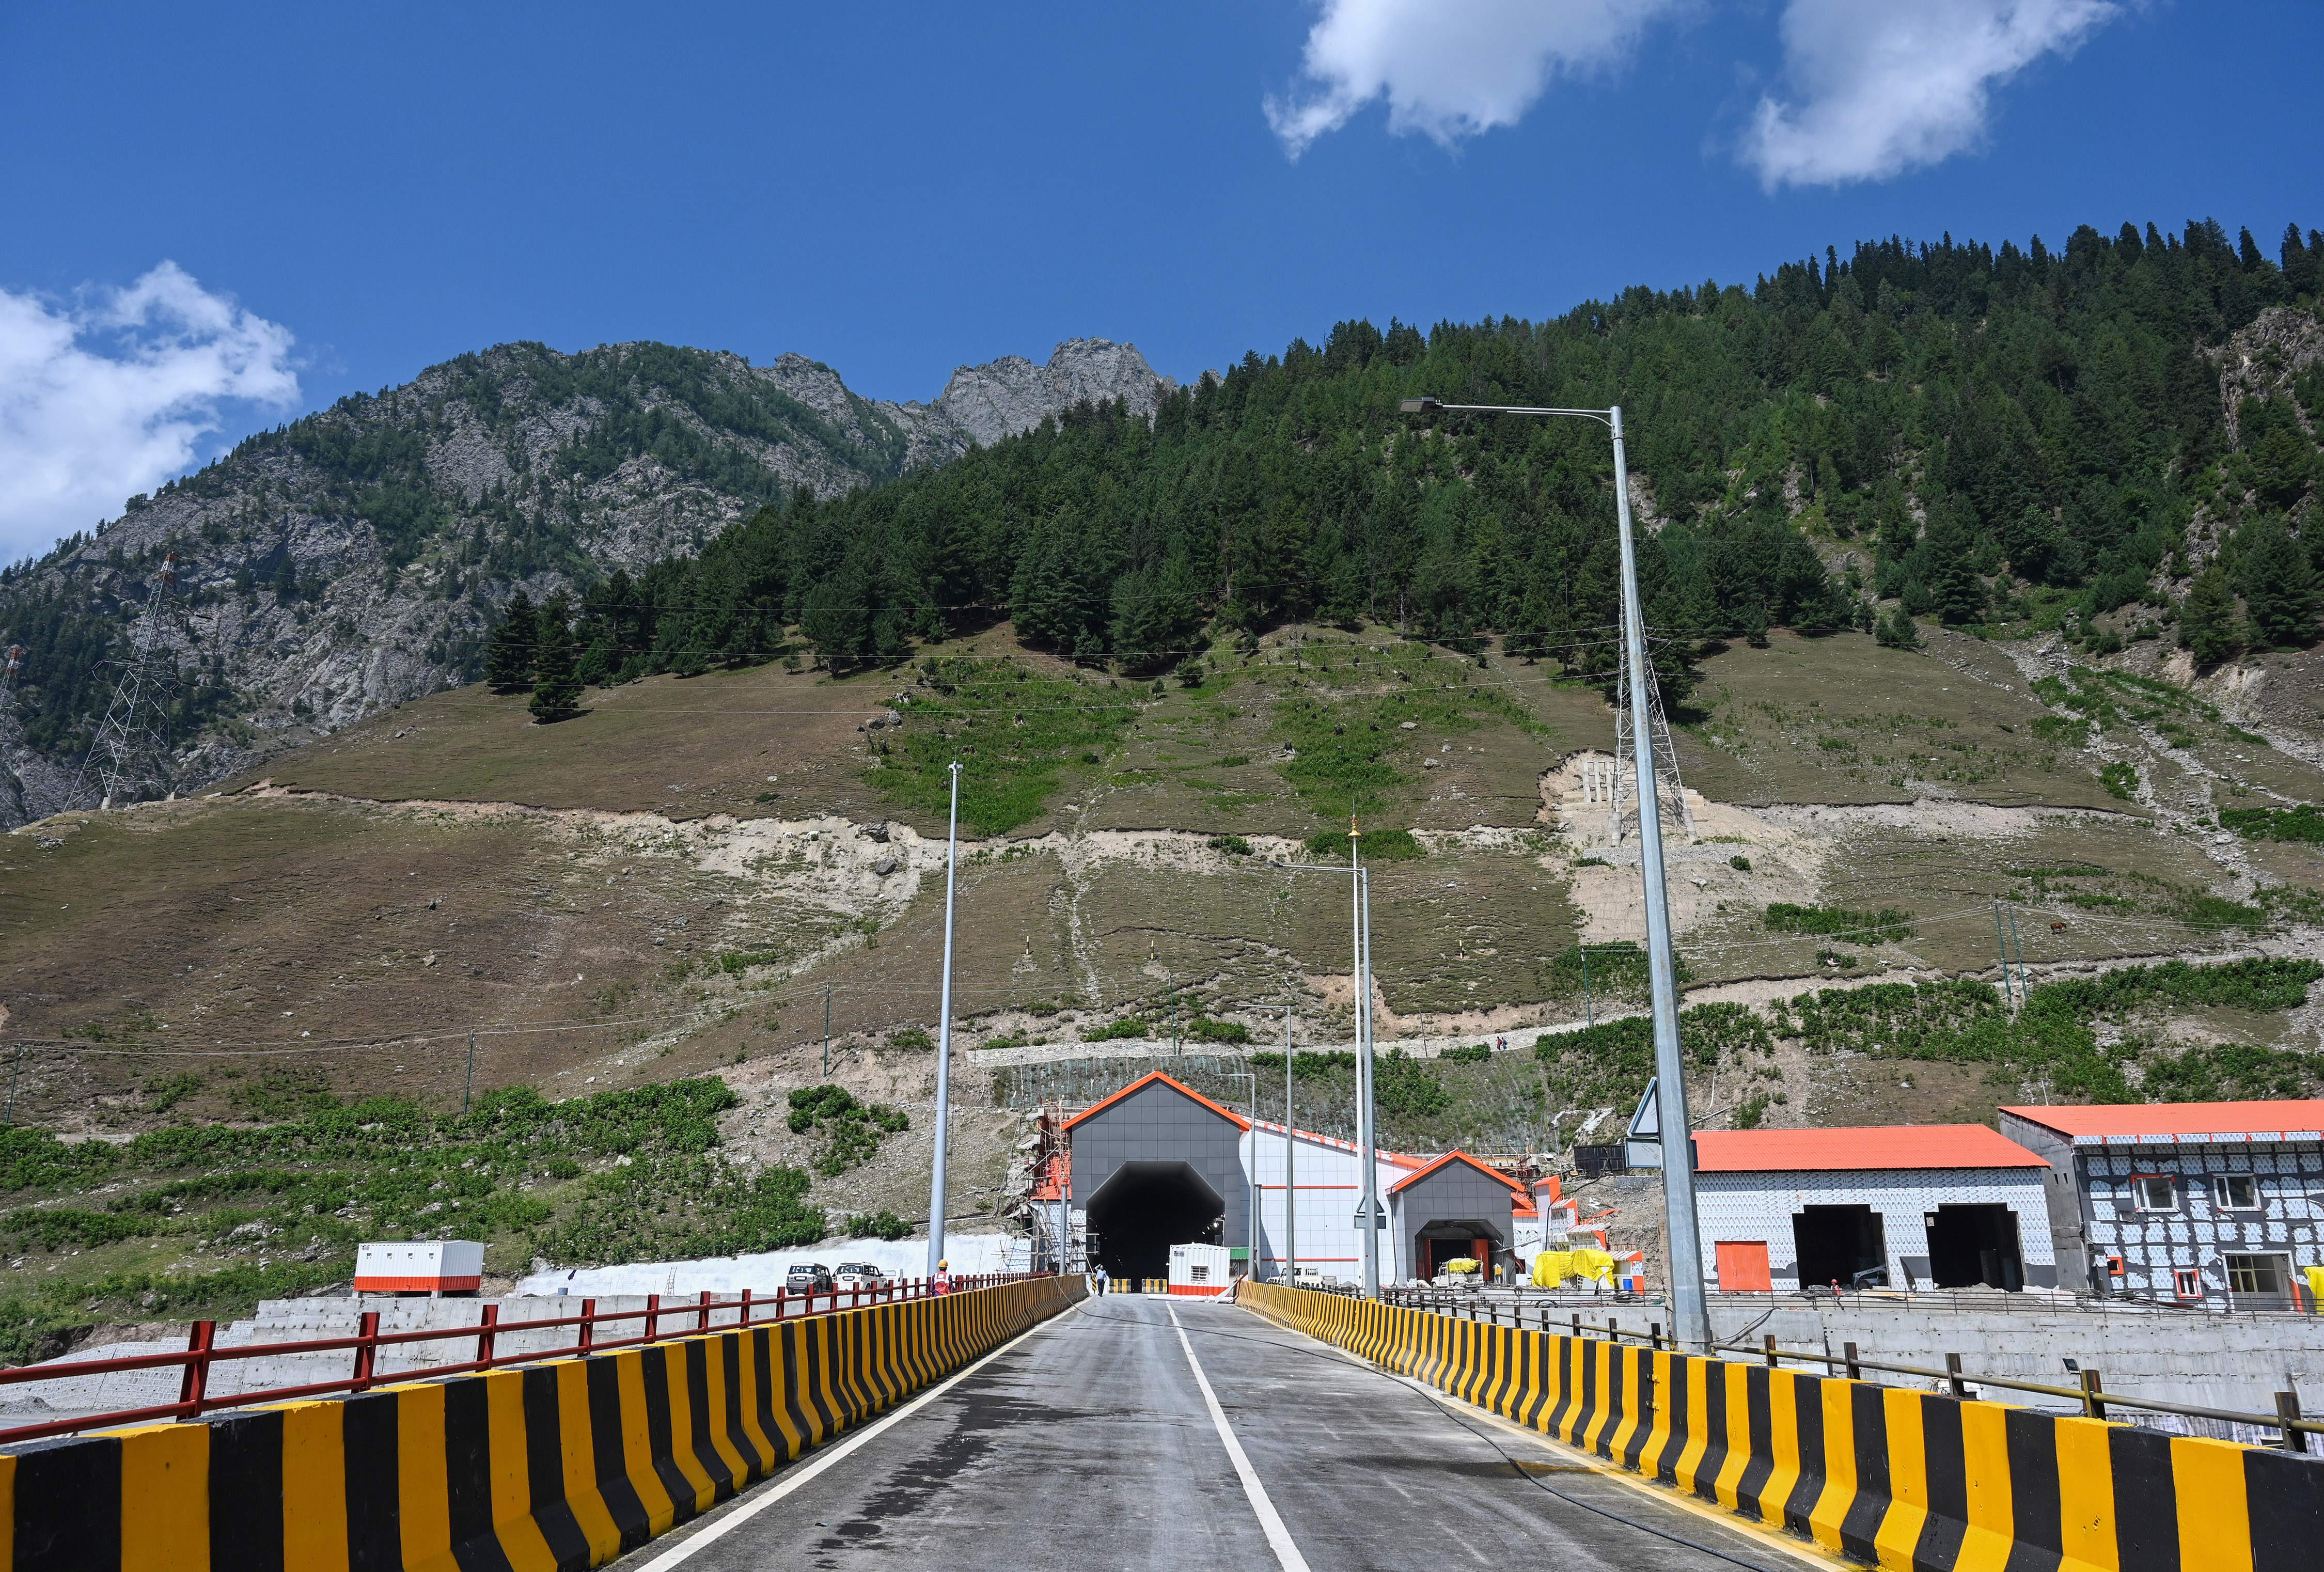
[1240,1281,2323,1572]
[0,1274,1084,1570]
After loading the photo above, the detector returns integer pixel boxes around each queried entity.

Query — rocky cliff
[0,337,1172,825]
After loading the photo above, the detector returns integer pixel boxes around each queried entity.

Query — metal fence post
[740,1288,753,1327]
[1764,1334,1779,1369]
[477,1304,499,1369]
[2276,1392,2306,1453]
[2081,1367,2106,1420]
[646,1293,661,1343]
[353,1311,381,1393]
[698,1291,713,1334]
[1946,1353,1969,1400]
[177,1319,215,1417]
[579,1298,596,1355]
[1844,1341,1861,1381]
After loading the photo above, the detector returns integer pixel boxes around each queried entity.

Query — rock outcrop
[0,336,1174,826]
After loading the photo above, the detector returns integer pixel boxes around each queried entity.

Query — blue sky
[3,1,2319,560]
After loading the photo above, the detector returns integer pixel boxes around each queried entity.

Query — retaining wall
[0,1274,1082,1569]
[1709,1300,2324,1419]
[1244,1281,2324,1572]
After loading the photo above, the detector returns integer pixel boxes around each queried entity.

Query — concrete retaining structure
[0,1275,1082,1568]
[1709,1298,2324,1420]
[1245,1281,2324,1572]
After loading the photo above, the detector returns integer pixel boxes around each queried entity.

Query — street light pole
[927,761,962,1278]
[1357,864,1380,1296]
[1400,395,1710,1351]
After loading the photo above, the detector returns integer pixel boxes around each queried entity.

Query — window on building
[2132,1176,2176,1211]
[2210,1174,2259,1211]
[2225,1254,2289,1296]
[1189,1264,1209,1282]
[2173,1269,2203,1300]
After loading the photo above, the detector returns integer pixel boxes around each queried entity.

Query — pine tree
[2177,569,2242,668]
[529,593,583,723]
[1918,509,1988,624]
[485,590,538,692]
[2234,521,2318,648]
[273,556,297,603]
[1874,608,1922,650]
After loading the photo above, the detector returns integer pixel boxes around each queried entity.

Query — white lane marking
[1168,1302,1313,1572]
[631,1296,1085,1570]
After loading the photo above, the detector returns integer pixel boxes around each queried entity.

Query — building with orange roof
[1998,1100,2324,1304]
[1691,1123,2056,1295]
[1057,1071,1516,1285]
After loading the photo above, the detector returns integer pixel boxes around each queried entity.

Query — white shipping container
[355,1240,486,1295]
[1167,1243,1232,1295]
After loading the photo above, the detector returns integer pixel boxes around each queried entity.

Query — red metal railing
[0,1272,1047,1444]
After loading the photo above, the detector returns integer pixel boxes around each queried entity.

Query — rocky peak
[924,339,1177,450]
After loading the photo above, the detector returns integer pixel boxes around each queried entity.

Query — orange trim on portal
[1062,1071,1251,1132]
[1389,1150,1528,1196]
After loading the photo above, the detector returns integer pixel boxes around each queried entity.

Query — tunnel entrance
[1926,1204,2024,1290]
[1086,1160,1223,1282]
[1792,1204,1888,1291]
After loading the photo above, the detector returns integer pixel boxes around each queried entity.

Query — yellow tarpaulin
[2306,1264,2324,1309]
[1530,1248,1615,1286]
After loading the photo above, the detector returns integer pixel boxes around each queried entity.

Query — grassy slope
[5,619,2320,1345]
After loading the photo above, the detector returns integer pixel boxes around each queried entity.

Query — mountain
[0,338,1174,825]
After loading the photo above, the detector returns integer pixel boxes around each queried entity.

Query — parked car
[785,1262,835,1294]
[834,1263,887,1292]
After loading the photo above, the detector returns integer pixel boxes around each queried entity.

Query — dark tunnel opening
[1086,1161,1223,1282]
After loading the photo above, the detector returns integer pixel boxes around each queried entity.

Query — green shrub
[1084,1018,1152,1042]
[1188,1017,1252,1045]
[1206,835,1253,856]
[888,1028,934,1052]
[2220,804,2324,843]
[1763,902,1914,943]
[2099,761,2140,800]
[787,1085,910,1176]
[1440,1044,1493,1064]
[845,1210,913,1241]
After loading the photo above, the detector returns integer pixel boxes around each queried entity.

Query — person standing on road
[1094,1266,1109,1295]
[933,1259,953,1295]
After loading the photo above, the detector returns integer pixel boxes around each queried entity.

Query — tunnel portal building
[1061,1072,1530,1284]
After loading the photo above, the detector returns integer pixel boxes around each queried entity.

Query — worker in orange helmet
[933,1259,953,1295]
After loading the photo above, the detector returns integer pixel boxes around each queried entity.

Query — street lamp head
[1399,397,1443,415]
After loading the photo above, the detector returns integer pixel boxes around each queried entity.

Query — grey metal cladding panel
[1396,1166,1517,1228]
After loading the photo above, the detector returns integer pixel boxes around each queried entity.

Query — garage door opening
[1792,1204,1888,1292]
[1414,1220,1502,1284]
[1086,1161,1223,1282]
[1927,1204,2023,1290]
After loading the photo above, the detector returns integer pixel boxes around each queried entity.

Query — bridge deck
[613,1293,1808,1571]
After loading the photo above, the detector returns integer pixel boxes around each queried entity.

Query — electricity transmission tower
[1608,632,1696,843]
[74,553,186,810]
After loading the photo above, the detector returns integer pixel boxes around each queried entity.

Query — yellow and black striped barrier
[1240,1281,2322,1572]
[0,1275,1081,1569]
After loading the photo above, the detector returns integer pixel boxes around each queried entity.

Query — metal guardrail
[0,1272,1047,1445]
[1384,1288,2323,1451]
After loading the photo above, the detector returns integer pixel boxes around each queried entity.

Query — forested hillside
[559,219,2319,698]
[0,338,1172,822]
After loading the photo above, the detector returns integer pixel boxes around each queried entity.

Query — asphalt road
[613,1293,1803,1572]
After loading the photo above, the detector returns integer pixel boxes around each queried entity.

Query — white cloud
[1265,0,1684,158]
[0,263,300,563]
[1741,0,2119,188]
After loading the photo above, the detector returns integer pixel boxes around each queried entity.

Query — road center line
[630,1297,1084,1570]
[1168,1302,1313,1572]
